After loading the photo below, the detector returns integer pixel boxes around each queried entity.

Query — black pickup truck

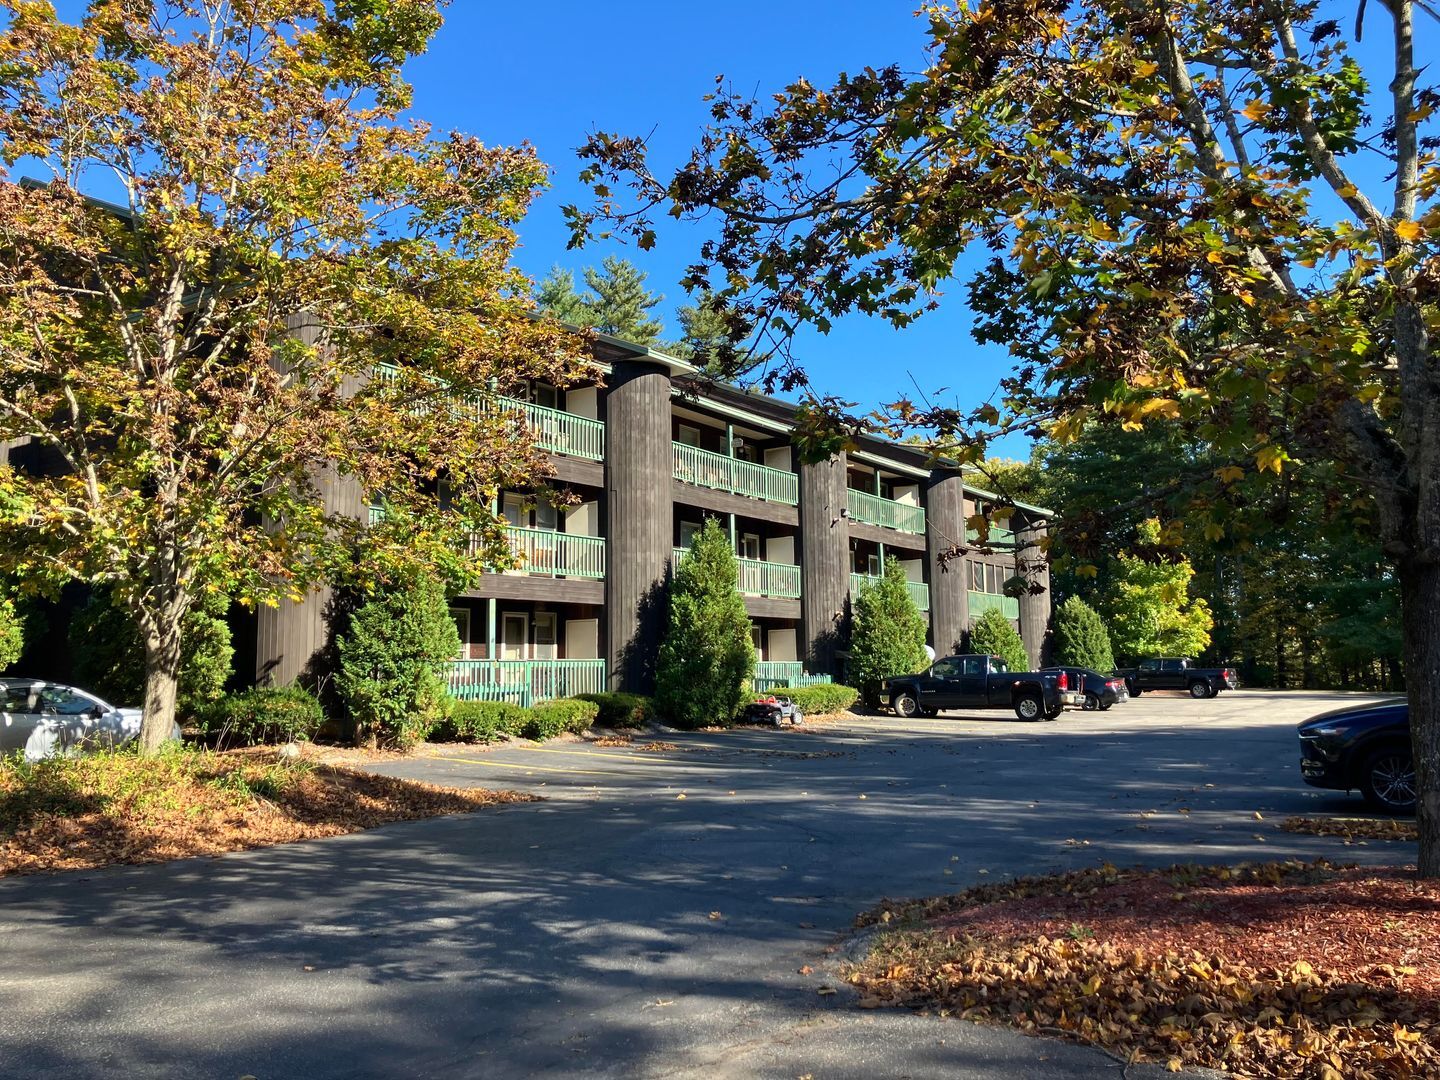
[881,654,1085,722]
[1115,657,1238,699]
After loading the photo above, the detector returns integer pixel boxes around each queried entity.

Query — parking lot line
[428,754,607,776]
[513,745,678,762]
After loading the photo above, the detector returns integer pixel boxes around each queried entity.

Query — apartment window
[679,521,702,549]
[502,494,527,528]
[739,533,761,561]
[750,625,763,658]
[867,553,881,577]
[677,423,702,448]
[532,382,559,409]
[971,563,1005,594]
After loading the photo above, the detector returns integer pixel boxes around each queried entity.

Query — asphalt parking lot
[0,690,1410,1079]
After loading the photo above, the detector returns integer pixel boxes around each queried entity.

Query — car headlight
[1300,726,1345,739]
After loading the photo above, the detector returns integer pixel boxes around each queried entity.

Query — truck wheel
[1044,705,1063,721]
[1188,681,1211,699]
[1126,681,1141,697]
[1014,694,1043,722]
[920,707,938,718]
[1359,745,1417,814]
[892,691,920,719]
[1083,693,1100,711]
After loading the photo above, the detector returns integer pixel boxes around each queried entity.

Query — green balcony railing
[503,526,605,580]
[446,659,607,706]
[373,364,604,461]
[673,442,798,505]
[672,548,801,599]
[495,396,604,462]
[738,557,801,598]
[965,525,1017,548]
[847,488,926,534]
[969,591,1020,621]
[849,573,930,611]
[753,662,834,693]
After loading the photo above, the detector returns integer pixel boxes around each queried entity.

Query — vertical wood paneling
[254,312,363,686]
[925,468,969,655]
[604,360,673,692]
[798,453,850,678]
[1017,516,1052,668]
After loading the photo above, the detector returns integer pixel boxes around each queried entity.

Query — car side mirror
[89,704,106,719]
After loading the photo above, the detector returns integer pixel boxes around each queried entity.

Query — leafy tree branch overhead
[567,1,1440,873]
[0,0,592,750]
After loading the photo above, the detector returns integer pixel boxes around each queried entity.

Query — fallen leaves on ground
[848,860,1440,1078]
[593,735,632,747]
[0,746,536,878]
[637,741,681,752]
[1282,817,1418,842]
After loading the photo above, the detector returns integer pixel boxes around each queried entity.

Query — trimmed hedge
[430,697,600,744]
[574,692,654,729]
[434,701,530,743]
[197,686,326,748]
[772,684,859,715]
[522,698,600,741]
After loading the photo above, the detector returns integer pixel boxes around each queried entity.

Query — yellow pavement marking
[429,754,606,776]
[513,745,675,761]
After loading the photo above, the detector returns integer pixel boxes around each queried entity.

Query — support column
[1017,516,1052,668]
[604,359,673,692]
[925,467,970,656]
[255,313,363,687]
[799,453,850,678]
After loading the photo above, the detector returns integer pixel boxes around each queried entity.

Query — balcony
[849,573,930,611]
[502,527,605,579]
[966,524,1017,548]
[673,442,798,505]
[373,364,604,462]
[446,659,607,706]
[673,548,801,599]
[847,489,925,534]
[753,662,835,692]
[969,591,1020,620]
[496,397,604,462]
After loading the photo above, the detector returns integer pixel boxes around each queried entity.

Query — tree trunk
[1402,560,1440,877]
[140,628,183,754]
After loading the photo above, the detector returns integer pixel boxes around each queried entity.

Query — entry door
[533,614,557,660]
[501,613,528,660]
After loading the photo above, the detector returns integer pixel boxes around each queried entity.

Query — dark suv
[1297,701,1413,813]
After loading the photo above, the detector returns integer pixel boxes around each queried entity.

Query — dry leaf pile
[1282,817,1418,842]
[0,748,536,877]
[848,861,1440,1078]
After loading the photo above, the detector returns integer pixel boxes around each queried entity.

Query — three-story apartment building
[255,333,1053,706]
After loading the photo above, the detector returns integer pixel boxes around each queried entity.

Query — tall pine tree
[656,520,754,728]
[1052,597,1115,673]
[848,556,928,707]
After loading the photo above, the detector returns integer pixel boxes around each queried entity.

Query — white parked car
[0,679,171,761]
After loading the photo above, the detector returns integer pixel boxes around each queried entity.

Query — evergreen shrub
[772,684,859,715]
[969,608,1030,673]
[1052,596,1115,672]
[574,692,654,728]
[656,520,754,729]
[848,556,929,707]
[522,698,600,740]
[333,572,460,750]
[197,686,325,748]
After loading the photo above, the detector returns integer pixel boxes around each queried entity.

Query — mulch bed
[0,749,536,878]
[849,861,1440,1078]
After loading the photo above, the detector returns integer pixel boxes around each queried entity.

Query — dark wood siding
[798,453,850,678]
[604,360,673,692]
[925,468,970,655]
